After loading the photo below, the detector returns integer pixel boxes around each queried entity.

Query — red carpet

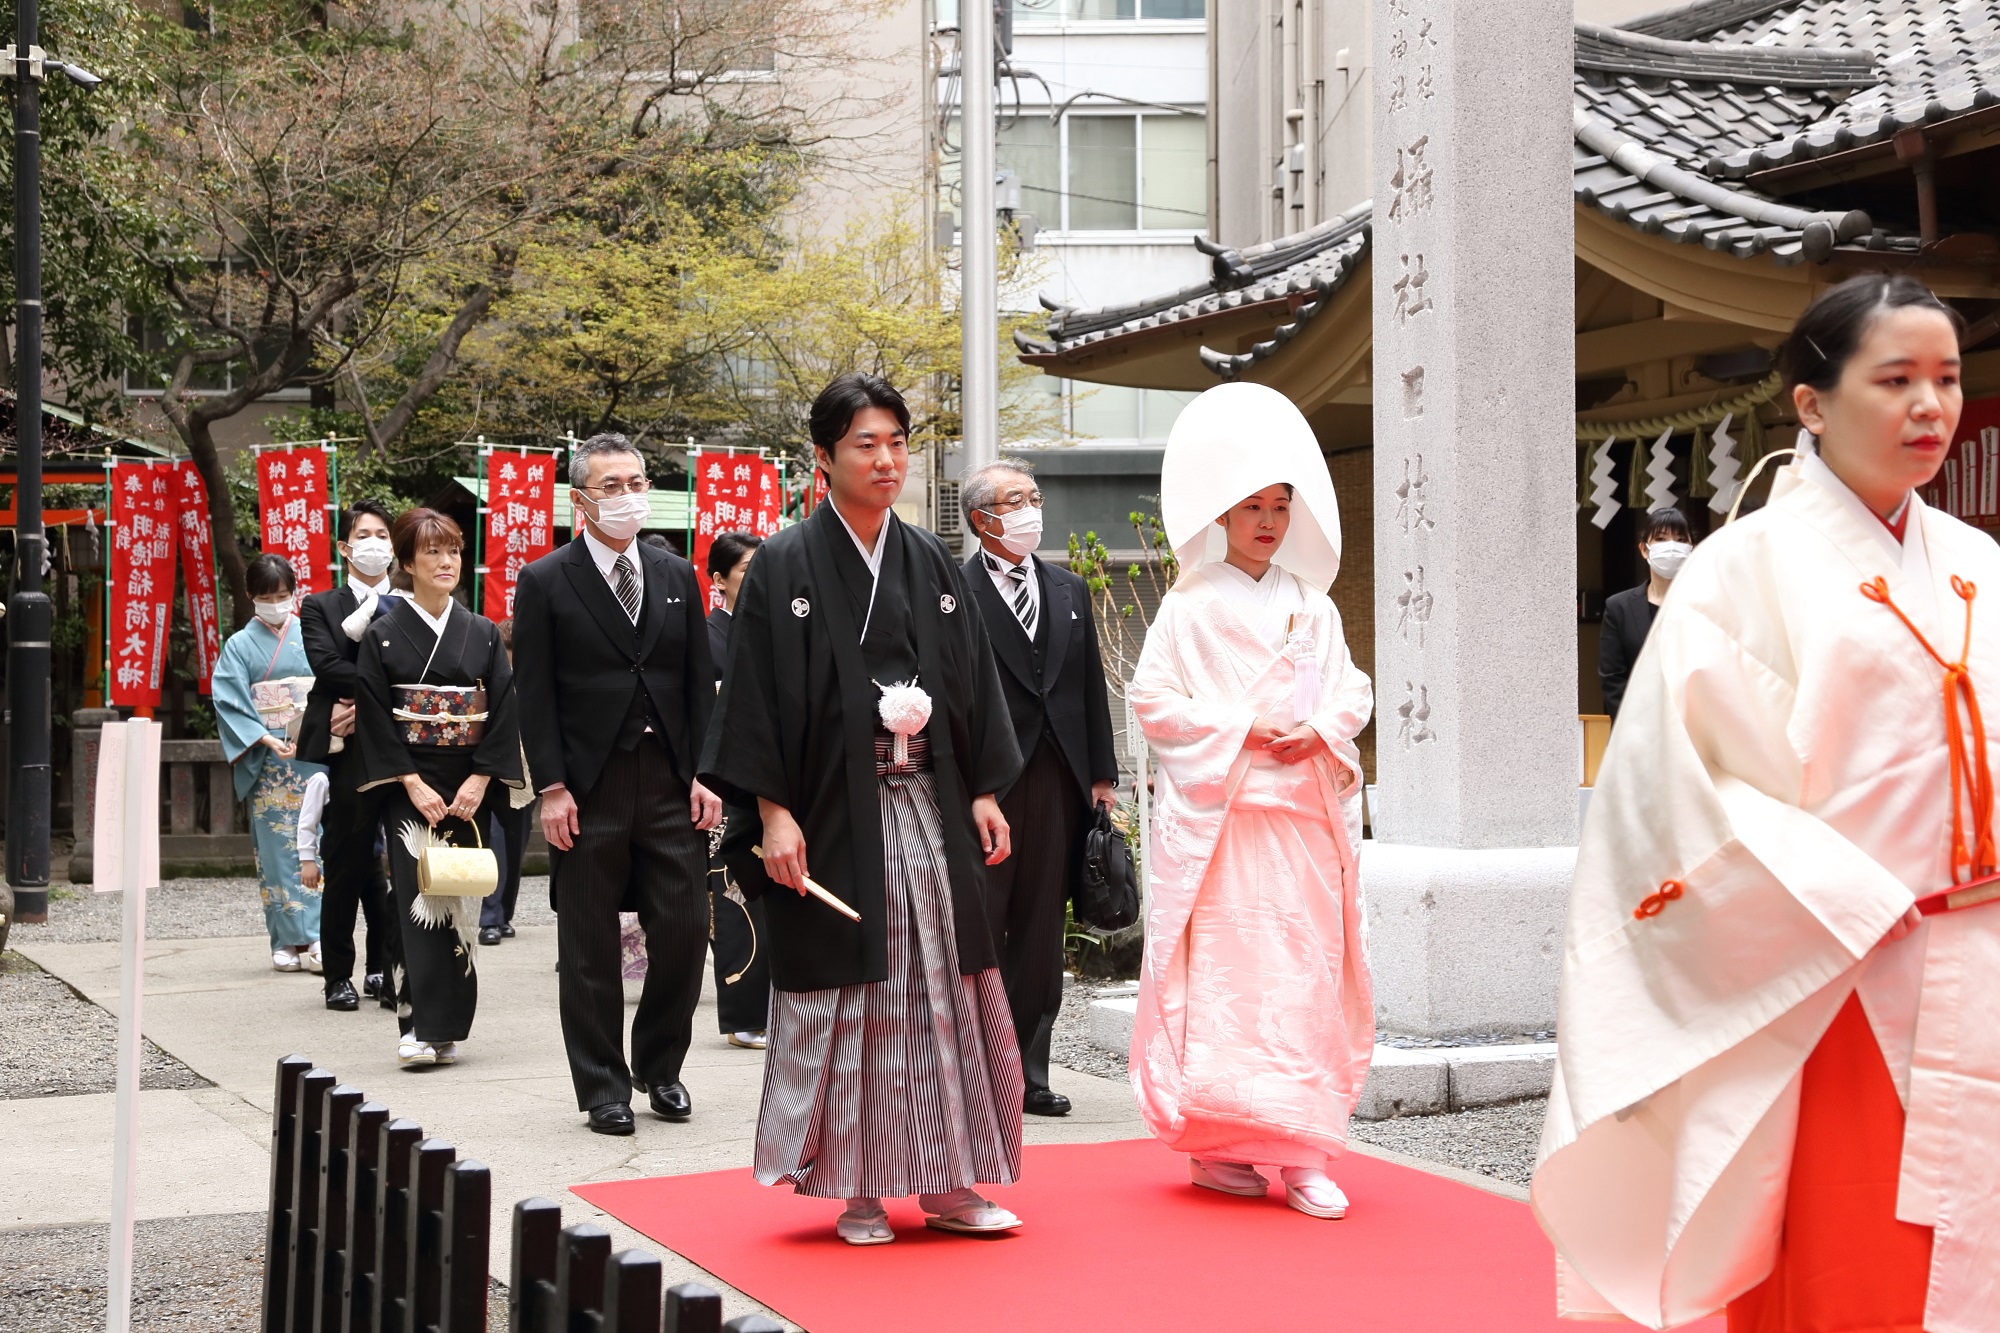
[573,1137,1722,1332]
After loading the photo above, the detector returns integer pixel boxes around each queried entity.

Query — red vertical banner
[483,450,557,621]
[174,461,223,693]
[693,452,727,608]
[108,463,176,708]
[754,460,783,538]
[257,447,332,596]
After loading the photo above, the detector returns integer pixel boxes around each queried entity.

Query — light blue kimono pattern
[212,617,327,950]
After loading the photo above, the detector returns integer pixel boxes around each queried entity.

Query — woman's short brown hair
[391,508,464,569]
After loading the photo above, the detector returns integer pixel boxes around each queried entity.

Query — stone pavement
[5,903,1146,1329]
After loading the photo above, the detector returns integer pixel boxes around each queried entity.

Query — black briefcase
[1076,806,1139,931]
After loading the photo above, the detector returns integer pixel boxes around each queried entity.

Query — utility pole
[959,0,998,474]
[6,9,99,921]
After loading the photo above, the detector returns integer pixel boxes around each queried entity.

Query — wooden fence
[263,1054,784,1333]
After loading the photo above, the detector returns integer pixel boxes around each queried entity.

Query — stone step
[1085,996,1556,1121]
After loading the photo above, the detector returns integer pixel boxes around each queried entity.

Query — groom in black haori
[701,373,1028,1246]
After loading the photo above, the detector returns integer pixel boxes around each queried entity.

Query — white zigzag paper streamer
[1589,438,1623,530]
[1706,413,1738,514]
[1645,427,1677,512]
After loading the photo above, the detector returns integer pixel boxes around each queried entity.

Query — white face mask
[1646,540,1693,581]
[346,535,394,578]
[254,599,292,627]
[983,506,1042,559]
[585,491,649,542]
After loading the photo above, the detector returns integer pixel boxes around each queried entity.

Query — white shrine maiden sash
[1534,455,2000,1331]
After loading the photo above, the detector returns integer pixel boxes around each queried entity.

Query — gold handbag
[414,819,499,899]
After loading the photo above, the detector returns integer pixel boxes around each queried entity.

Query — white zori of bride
[1127,381,1375,1221]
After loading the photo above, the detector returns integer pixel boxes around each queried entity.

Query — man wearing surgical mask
[298,501,400,1011]
[960,460,1120,1117]
[1598,506,1696,721]
[514,434,721,1136]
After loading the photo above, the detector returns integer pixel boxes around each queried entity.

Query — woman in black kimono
[704,530,770,1049]
[356,508,523,1069]
[702,374,1025,1246]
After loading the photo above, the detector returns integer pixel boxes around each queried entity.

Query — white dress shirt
[981,549,1042,636]
[296,770,330,864]
[582,526,645,622]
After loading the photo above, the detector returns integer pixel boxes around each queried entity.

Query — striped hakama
[754,733,1025,1200]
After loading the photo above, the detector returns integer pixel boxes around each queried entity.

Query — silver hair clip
[1805,334,1828,362]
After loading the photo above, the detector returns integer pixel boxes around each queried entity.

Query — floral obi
[391,684,488,747]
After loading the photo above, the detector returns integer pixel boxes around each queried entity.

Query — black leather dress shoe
[478,926,503,946]
[324,980,360,1011]
[500,923,516,938]
[588,1103,635,1136]
[647,1082,692,1121]
[1024,1088,1072,1117]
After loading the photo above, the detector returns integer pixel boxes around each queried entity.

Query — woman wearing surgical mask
[212,553,329,973]
[1597,506,1695,720]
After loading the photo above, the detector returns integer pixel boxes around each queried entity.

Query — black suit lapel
[561,538,640,660]
[966,553,1037,692]
[635,544,672,662]
[1037,559,1071,690]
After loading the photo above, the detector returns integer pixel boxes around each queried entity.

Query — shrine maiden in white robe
[1127,381,1376,1170]
[1534,451,2000,1331]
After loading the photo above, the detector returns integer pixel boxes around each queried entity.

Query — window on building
[1067,381,1196,443]
[949,112,1208,234]
[122,259,312,398]
[1004,0,1206,21]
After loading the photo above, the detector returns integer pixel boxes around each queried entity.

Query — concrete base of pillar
[1361,841,1576,1040]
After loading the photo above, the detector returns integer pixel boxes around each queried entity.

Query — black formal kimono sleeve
[354,626,413,792]
[943,555,1024,801]
[675,560,716,785]
[699,551,792,812]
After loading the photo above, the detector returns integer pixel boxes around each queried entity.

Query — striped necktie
[612,552,640,623]
[1002,559,1036,639]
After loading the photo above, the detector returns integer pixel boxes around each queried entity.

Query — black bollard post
[315,1084,365,1333]
[663,1283,722,1333]
[263,1056,316,1333]
[599,1252,662,1333]
[372,1118,425,1333]
[343,1101,390,1333]
[404,1139,457,1333]
[555,1225,611,1332]
[439,1160,490,1333]
[508,1199,562,1333]
[288,1068,339,1333]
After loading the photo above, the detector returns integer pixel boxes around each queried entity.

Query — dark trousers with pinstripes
[983,735,1083,1096]
[554,736,709,1112]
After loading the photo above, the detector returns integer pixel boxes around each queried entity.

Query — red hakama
[1726,995,1934,1333]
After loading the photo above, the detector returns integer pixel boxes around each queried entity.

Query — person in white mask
[960,460,1120,1118]
[1597,506,1696,720]
[297,501,400,1012]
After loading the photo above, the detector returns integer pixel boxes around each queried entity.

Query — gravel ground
[14,875,557,946]
[1348,1097,1548,1188]
[0,1213,265,1332]
[0,953,209,1099]
[1052,975,1129,1083]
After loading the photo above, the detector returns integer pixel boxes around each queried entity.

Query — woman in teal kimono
[213,553,329,971]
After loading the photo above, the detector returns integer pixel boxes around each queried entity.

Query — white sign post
[94,718,162,1333]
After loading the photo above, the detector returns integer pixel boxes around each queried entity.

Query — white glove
[341,587,379,641]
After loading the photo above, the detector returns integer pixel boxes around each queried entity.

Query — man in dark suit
[514,434,721,1136]
[297,500,398,1012]
[1598,506,1694,719]
[960,460,1119,1117]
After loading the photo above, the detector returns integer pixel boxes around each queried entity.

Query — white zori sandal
[1190,1159,1268,1197]
[919,1188,1021,1235]
[836,1198,894,1246]
[1279,1167,1349,1220]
